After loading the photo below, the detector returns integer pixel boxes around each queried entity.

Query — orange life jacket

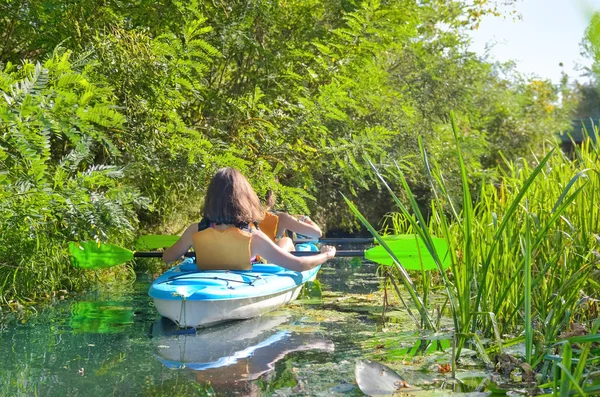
[259,212,279,243]
[192,224,253,270]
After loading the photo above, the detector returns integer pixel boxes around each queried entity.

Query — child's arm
[276,212,322,238]
[251,230,334,271]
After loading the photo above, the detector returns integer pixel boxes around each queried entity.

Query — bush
[0,51,145,303]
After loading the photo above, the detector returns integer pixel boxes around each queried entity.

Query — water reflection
[69,301,134,334]
[151,314,335,396]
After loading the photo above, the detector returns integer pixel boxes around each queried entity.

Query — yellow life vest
[260,212,279,243]
[192,226,253,270]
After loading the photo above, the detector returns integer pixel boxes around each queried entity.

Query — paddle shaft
[294,237,373,244]
[136,235,374,249]
[133,250,364,258]
[293,250,363,257]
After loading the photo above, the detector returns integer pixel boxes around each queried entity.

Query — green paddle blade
[134,235,180,250]
[69,241,134,269]
[365,234,450,271]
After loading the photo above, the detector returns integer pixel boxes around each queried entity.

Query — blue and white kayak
[149,257,320,328]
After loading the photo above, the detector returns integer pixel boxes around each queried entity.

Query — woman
[260,189,322,251]
[162,168,335,272]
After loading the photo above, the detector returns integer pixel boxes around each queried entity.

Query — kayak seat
[295,243,319,252]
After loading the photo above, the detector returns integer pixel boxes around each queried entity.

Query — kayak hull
[149,258,320,328]
[153,284,306,328]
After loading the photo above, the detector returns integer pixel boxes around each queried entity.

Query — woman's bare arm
[276,212,322,238]
[162,223,198,263]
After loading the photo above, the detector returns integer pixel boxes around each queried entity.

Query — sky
[468,0,600,83]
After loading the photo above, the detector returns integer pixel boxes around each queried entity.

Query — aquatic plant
[346,113,599,372]
[538,318,600,396]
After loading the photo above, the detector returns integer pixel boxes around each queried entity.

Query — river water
[0,259,488,396]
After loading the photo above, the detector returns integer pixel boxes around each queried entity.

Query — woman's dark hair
[265,189,276,210]
[203,168,264,225]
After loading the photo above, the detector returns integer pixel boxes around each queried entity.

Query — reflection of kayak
[149,258,320,328]
[151,314,334,391]
[152,315,292,370]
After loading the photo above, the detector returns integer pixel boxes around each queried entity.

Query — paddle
[135,234,409,250]
[69,235,450,271]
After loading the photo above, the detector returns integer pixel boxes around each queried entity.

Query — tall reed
[347,112,599,366]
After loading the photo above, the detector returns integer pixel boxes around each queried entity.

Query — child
[260,189,323,251]
[162,168,335,271]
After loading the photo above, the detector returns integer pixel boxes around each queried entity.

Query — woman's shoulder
[181,222,201,234]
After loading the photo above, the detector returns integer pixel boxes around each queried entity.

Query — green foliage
[1,0,567,231]
[87,19,218,225]
[0,0,574,304]
[583,11,600,79]
[0,51,143,303]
